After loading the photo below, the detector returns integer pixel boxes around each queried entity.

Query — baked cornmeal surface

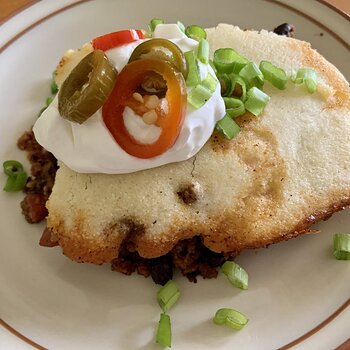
[48,24,350,264]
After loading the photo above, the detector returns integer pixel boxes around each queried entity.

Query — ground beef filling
[112,236,234,284]
[17,130,58,223]
[18,129,235,284]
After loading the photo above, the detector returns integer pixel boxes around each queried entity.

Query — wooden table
[0,0,349,22]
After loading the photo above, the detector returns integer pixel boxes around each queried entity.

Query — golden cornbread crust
[46,24,350,264]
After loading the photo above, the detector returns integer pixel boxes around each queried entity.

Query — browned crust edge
[52,196,350,263]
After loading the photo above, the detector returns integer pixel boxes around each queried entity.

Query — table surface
[0,0,349,23]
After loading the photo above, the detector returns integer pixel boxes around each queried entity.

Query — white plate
[0,1,349,349]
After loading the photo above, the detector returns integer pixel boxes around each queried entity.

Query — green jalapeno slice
[58,49,117,124]
[128,38,188,79]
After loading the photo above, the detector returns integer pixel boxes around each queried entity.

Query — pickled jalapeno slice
[58,50,117,124]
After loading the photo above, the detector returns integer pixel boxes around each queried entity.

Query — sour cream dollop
[33,24,225,174]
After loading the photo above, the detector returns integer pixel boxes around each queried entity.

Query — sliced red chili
[92,29,144,51]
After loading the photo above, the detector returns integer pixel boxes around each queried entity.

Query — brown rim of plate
[0,319,47,350]
[0,1,349,349]
[0,0,40,25]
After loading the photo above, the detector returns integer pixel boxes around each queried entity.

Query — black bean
[273,23,295,37]
[150,254,173,285]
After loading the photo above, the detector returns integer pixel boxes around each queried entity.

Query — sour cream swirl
[33,24,225,174]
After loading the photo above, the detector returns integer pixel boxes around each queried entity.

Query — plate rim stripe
[0,1,348,349]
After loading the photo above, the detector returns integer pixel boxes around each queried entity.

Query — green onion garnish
[213,308,248,330]
[213,48,248,74]
[221,261,248,289]
[228,74,247,101]
[38,106,47,117]
[157,280,180,313]
[333,233,350,260]
[3,160,27,192]
[218,74,232,96]
[216,113,240,140]
[149,18,165,33]
[156,313,172,348]
[185,25,207,41]
[201,73,218,93]
[46,96,53,106]
[51,71,58,94]
[3,160,24,177]
[244,87,270,116]
[239,62,264,89]
[292,68,318,93]
[177,21,185,33]
[188,84,213,109]
[184,50,200,87]
[197,39,209,64]
[223,98,245,118]
[259,60,287,90]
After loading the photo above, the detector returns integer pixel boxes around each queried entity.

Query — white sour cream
[33,24,225,174]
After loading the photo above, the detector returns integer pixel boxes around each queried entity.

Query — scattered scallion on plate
[156,313,172,347]
[51,71,58,94]
[213,308,248,330]
[333,233,350,260]
[221,261,248,290]
[2,160,27,192]
[157,280,180,313]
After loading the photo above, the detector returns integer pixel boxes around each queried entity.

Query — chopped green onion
[213,308,248,330]
[156,313,172,348]
[188,84,213,109]
[3,172,27,192]
[239,62,264,89]
[221,261,248,289]
[201,73,218,93]
[3,160,24,177]
[46,96,53,106]
[223,98,245,118]
[209,59,217,75]
[333,233,350,260]
[157,280,180,313]
[177,21,185,33]
[259,60,287,90]
[184,50,200,87]
[213,48,248,74]
[185,25,206,41]
[216,113,240,139]
[38,106,47,117]
[223,97,241,109]
[197,39,209,64]
[244,87,270,116]
[3,160,27,192]
[149,18,165,33]
[292,68,318,93]
[51,71,58,94]
[218,74,232,96]
[228,74,247,101]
